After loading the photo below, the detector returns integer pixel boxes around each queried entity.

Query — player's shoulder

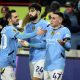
[61,26,70,31]
[1,25,11,34]
[6,25,18,34]
[7,25,15,31]
[40,19,49,24]
[61,26,71,35]
[46,25,52,30]
[38,19,49,29]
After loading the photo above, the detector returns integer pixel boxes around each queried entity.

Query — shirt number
[1,34,7,49]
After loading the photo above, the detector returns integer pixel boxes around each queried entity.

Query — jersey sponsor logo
[46,38,64,45]
[56,32,60,35]
[51,31,60,35]
[51,31,54,35]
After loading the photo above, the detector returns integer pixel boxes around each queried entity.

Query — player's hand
[57,39,68,45]
[37,27,47,35]
[57,40,65,45]
[20,40,29,47]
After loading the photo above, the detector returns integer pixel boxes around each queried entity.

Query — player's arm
[58,38,71,51]
[11,28,44,40]
[20,40,46,49]
[63,38,71,51]
[7,27,37,40]
[58,28,71,51]
[16,31,36,40]
[7,27,36,39]
[17,39,29,48]
[20,36,46,49]
[29,41,46,49]
[16,28,45,39]
[29,35,46,49]
[8,26,45,40]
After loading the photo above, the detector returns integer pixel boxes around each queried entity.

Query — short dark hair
[6,10,16,20]
[54,12,64,19]
[54,12,66,25]
[29,3,41,12]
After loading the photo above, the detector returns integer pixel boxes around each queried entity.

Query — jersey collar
[53,25,64,30]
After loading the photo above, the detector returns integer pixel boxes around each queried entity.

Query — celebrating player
[44,12,71,80]
[0,10,43,80]
[24,3,48,80]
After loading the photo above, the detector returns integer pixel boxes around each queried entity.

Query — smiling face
[49,13,63,28]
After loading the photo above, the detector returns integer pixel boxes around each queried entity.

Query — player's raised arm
[16,27,45,39]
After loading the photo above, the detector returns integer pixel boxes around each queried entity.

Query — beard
[13,22,19,26]
[29,14,37,21]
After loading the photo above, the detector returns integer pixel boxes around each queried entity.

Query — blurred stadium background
[0,6,65,20]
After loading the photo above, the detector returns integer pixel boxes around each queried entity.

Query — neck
[8,22,13,26]
[53,24,62,29]
[8,23,16,27]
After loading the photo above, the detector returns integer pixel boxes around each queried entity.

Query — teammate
[0,10,43,80]
[24,3,49,80]
[44,12,71,80]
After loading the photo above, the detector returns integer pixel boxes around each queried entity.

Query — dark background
[0,0,77,6]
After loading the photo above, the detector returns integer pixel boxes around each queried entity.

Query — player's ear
[37,10,40,14]
[8,18,11,23]
[59,18,63,23]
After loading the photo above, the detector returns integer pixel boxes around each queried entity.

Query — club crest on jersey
[32,26,35,30]
[51,31,54,35]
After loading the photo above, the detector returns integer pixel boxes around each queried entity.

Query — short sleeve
[7,27,19,38]
[63,27,71,39]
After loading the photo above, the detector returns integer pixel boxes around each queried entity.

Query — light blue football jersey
[0,25,37,68]
[44,26,71,71]
[0,26,18,68]
[24,19,49,61]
